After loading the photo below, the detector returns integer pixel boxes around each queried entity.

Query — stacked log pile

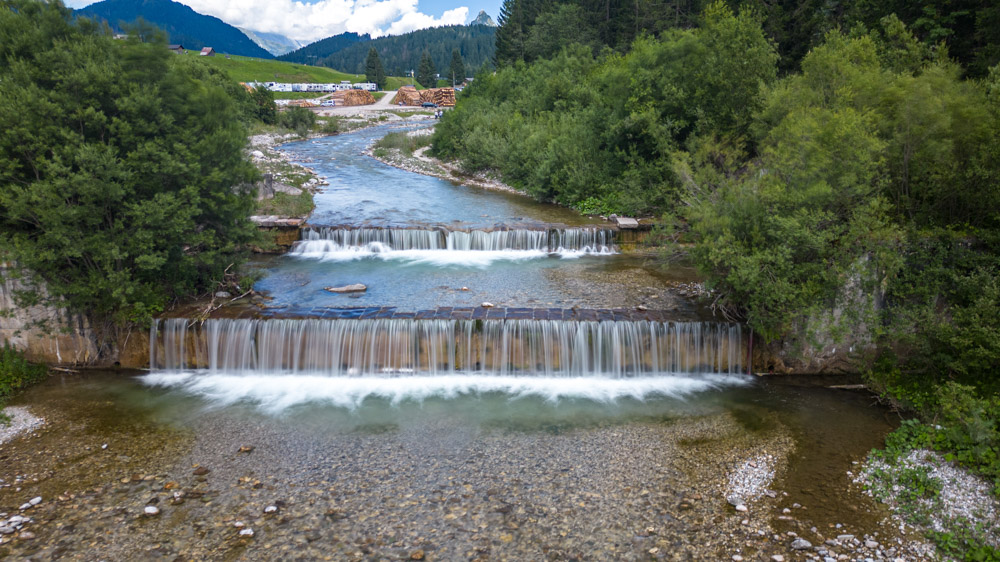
[395,86,422,105]
[421,88,456,107]
[329,89,375,106]
[395,86,456,106]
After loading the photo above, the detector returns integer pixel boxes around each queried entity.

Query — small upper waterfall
[150,317,744,377]
[289,227,618,260]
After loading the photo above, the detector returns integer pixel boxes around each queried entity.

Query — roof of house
[199,47,215,55]
[168,44,184,50]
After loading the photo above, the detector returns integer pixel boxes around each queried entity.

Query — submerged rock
[325,284,367,293]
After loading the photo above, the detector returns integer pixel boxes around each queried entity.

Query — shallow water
[0,372,895,560]
[280,124,602,229]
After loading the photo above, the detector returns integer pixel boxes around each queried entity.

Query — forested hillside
[319,25,495,77]
[435,3,1000,514]
[278,32,370,65]
[77,0,272,58]
[494,0,1000,75]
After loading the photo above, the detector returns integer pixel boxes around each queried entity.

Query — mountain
[318,25,496,78]
[77,0,272,58]
[277,32,370,65]
[472,10,496,27]
[239,28,305,57]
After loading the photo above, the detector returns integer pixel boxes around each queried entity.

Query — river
[0,123,907,560]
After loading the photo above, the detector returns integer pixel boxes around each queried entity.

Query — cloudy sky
[64,0,500,42]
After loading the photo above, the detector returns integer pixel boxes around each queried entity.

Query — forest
[319,24,496,79]
[434,0,1000,512]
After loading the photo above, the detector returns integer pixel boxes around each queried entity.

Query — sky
[64,0,502,42]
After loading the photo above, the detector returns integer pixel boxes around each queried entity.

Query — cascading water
[150,317,743,376]
[288,227,618,262]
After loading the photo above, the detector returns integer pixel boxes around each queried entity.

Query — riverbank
[0,407,43,446]
[0,371,921,560]
[365,126,530,197]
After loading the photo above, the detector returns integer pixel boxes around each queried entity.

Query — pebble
[410,550,424,560]
[28,497,41,506]
[239,528,254,537]
[481,302,494,308]
[771,556,785,562]
[192,467,211,476]
[144,506,160,516]
[264,505,278,514]
[865,539,879,549]
[732,556,743,561]
[18,531,35,540]
[735,504,748,512]
[0,526,14,535]
[18,503,31,511]
[791,538,812,550]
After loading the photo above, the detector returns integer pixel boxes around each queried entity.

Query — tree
[416,50,436,88]
[0,0,259,327]
[448,48,465,85]
[249,86,277,124]
[365,47,386,90]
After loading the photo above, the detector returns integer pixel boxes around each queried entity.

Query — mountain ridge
[77,0,273,58]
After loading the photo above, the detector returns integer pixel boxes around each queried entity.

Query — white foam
[289,243,615,267]
[141,372,752,413]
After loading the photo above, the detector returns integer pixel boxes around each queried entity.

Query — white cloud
[66,0,469,42]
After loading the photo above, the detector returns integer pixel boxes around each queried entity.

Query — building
[167,44,184,54]
[352,82,377,92]
[199,47,215,57]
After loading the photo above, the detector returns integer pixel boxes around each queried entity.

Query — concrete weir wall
[0,266,149,368]
[0,267,98,365]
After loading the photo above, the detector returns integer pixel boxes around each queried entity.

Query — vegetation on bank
[435,3,1000,555]
[187,50,412,90]
[0,345,48,424]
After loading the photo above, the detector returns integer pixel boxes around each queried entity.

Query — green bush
[0,344,48,422]
[279,106,317,137]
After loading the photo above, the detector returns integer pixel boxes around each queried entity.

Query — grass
[255,191,314,217]
[183,52,414,92]
[0,344,48,424]
[372,92,387,101]
[272,92,327,100]
[373,131,433,155]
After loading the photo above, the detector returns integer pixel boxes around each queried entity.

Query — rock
[791,538,812,550]
[144,506,160,516]
[192,467,211,476]
[460,286,469,291]
[18,504,30,511]
[239,528,254,537]
[17,531,34,540]
[214,291,232,299]
[410,550,424,560]
[324,284,367,294]
[837,534,855,542]
[782,508,791,514]
[251,150,265,159]
[637,305,648,311]
[734,504,748,512]
[0,526,14,535]
[481,302,494,308]
[238,446,254,454]
[264,505,278,514]
[771,556,785,562]
[28,497,41,506]
[733,556,744,561]
[865,540,879,549]
[234,521,245,528]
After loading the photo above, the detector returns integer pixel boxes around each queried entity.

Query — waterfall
[149,318,744,377]
[289,227,618,259]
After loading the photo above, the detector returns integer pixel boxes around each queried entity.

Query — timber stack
[395,86,456,107]
[329,89,375,106]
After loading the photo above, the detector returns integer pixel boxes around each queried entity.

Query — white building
[353,82,377,91]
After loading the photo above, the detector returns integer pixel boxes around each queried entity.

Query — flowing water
[0,123,902,560]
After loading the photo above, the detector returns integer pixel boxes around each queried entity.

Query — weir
[150,317,744,377]
[290,227,618,255]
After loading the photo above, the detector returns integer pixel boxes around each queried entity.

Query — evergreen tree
[416,50,436,87]
[448,48,465,85]
[365,47,386,89]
